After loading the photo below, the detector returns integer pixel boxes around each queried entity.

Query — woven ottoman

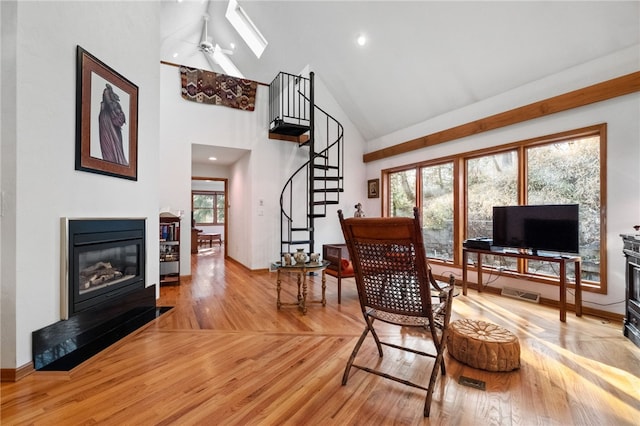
[447,319,520,372]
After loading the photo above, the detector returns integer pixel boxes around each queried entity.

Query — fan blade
[217,47,233,55]
[202,50,219,72]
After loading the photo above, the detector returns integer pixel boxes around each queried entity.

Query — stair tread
[312,201,339,205]
[313,188,343,193]
[314,176,342,181]
[270,120,310,136]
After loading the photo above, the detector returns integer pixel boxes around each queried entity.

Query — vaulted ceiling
[161,0,639,146]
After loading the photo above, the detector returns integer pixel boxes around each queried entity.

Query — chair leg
[367,317,384,357]
[423,349,445,417]
[338,276,342,304]
[342,325,370,385]
[424,324,450,416]
[439,333,447,376]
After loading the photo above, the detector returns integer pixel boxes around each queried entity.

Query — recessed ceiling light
[357,34,367,46]
[230,42,236,50]
[208,156,217,161]
[172,52,179,58]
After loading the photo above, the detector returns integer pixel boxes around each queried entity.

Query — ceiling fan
[196,14,242,77]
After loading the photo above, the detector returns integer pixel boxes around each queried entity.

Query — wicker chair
[338,207,455,417]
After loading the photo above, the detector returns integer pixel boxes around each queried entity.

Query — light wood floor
[2,246,639,425]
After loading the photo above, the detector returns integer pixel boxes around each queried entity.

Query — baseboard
[1,362,35,382]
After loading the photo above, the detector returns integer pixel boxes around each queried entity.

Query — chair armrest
[427,264,455,292]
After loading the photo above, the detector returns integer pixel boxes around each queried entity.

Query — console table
[273,261,329,314]
[462,248,582,322]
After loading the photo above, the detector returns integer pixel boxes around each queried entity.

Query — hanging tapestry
[180,66,258,111]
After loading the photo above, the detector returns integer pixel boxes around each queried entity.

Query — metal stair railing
[276,72,344,256]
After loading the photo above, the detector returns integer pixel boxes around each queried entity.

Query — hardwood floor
[2,246,639,425]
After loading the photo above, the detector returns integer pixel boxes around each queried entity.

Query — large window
[467,151,518,238]
[466,151,519,271]
[192,191,225,225]
[525,136,601,281]
[389,169,416,217]
[390,163,455,260]
[420,163,454,259]
[383,125,606,291]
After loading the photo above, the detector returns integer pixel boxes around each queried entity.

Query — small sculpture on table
[294,248,307,265]
[354,203,365,218]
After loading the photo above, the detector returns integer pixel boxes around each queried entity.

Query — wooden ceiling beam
[363,71,640,163]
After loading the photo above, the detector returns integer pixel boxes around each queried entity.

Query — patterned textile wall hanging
[180,66,258,111]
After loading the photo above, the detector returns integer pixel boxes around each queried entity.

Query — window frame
[192,190,225,226]
[382,124,607,293]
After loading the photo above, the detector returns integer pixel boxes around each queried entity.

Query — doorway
[191,176,228,258]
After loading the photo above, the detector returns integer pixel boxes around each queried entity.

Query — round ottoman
[447,319,520,372]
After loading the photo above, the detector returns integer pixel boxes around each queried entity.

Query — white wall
[1,0,18,370]
[365,46,640,316]
[1,1,161,369]
[192,163,230,179]
[159,65,368,271]
[159,65,266,272]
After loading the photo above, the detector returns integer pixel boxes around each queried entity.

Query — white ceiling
[161,1,640,164]
[191,143,249,166]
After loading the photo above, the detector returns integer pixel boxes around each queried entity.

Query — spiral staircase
[269,72,344,256]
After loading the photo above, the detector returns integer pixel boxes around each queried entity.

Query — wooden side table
[199,233,222,247]
[273,261,329,314]
[462,247,582,322]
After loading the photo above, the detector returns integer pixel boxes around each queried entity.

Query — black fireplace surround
[65,219,145,317]
[32,218,170,371]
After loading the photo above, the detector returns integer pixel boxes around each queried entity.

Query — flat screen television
[492,204,579,254]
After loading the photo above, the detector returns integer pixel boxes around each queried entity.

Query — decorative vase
[294,248,307,264]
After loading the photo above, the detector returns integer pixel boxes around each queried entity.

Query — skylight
[225,0,268,58]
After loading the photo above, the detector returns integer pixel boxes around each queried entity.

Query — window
[466,151,519,271]
[525,136,601,282]
[389,163,455,261]
[192,191,225,225]
[420,162,454,260]
[382,125,606,291]
[389,169,416,217]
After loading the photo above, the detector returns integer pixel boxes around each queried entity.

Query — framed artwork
[76,46,138,180]
[368,178,380,198]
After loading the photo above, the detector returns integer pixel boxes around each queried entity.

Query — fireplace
[31,218,168,371]
[622,234,640,348]
[62,218,146,319]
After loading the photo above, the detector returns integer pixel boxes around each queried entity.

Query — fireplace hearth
[31,218,170,371]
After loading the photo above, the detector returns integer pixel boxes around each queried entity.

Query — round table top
[273,260,330,271]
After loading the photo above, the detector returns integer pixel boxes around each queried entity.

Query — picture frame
[368,178,380,199]
[76,46,138,180]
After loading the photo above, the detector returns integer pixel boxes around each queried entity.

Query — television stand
[462,247,582,322]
